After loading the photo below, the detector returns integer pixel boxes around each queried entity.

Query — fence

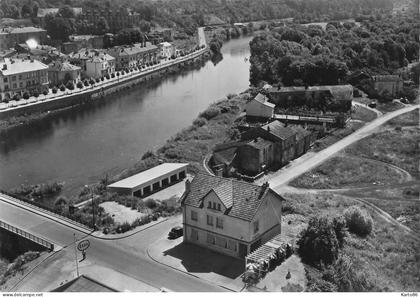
[0,220,54,251]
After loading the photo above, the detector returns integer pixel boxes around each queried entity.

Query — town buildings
[81,8,141,33]
[158,42,175,60]
[69,49,115,78]
[0,27,47,51]
[372,75,403,97]
[62,35,104,54]
[48,61,81,86]
[211,120,314,177]
[266,84,353,113]
[0,57,49,101]
[181,173,284,258]
[107,42,159,70]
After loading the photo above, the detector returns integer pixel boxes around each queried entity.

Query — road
[268,104,419,190]
[0,198,225,292]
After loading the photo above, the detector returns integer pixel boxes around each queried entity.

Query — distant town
[0,0,419,294]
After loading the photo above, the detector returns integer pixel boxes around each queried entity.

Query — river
[0,36,252,198]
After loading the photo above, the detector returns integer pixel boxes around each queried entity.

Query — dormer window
[217,204,221,211]
[208,201,211,208]
[213,202,216,209]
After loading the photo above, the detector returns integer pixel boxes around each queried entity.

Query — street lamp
[85,185,96,230]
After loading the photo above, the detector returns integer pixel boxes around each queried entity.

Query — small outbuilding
[245,93,275,119]
[107,163,188,197]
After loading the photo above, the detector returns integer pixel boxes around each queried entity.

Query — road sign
[77,239,90,251]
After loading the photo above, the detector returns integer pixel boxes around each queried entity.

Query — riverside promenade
[0,28,209,119]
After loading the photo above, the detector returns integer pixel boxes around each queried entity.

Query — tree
[58,5,75,18]
[45,14,76,41]
[344,206,373,236]
[96,17,110,35]
[297,216,346,265]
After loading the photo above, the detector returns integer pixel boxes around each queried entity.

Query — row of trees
[249,15,419,87]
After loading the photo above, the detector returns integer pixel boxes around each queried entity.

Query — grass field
[387,109,419,127]
[346,127,420,179]
[351,105,378,122]
[289,155,403,189]
[282,192,420,292]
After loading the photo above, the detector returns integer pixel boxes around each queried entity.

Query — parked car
[168,226,183,239]
[368,101,377,108]
[400,98,409,104]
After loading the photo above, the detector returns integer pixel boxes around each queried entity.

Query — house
[266,84,353,113]
[15,44,67,64]
[245,93,275,119]
[241,120,297,167]
[289,125,312,158]
[237,138,275,175]
[158,42,175,60]
[69,49,115,78]
[372,75,403,97]
[0,27,47,51]
[0,57,49,101]
[107,42,159,70]
[48,61,81,86]
[181,173,285,258]
[62,35,104,54]
[85,53,115,79]
[81,8,141,33]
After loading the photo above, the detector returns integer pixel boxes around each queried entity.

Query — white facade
[158,42,175,60]
[182,174,284,258]
[246,93,275,118]
[85,54,115,79]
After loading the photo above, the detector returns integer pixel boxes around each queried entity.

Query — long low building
[107,163,188,197]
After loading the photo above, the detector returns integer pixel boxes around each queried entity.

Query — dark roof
[246,137,273,149]
[52,275,117,292]
[213,147,238,166]
[288,125,311,140]
[182,173,284,221]
[261,121,296,141]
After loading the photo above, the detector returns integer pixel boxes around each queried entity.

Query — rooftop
[253,93,275,108]
[0,58,49,76]
[247,137,273,150]
[182,173,284,221]
[52,275,117,292]
[0,26,46,35]
[49,61,81,72]
[267,84,353,100]
[261,120,296,140]
[107,163,189,190]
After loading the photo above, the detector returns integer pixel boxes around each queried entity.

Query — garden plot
[100,201,148,225]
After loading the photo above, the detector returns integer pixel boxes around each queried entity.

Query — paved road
[269,104,419,191]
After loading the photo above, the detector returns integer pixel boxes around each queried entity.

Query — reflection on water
[0,36,252,198]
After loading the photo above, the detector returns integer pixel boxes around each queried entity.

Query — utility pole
[73,233,79,278]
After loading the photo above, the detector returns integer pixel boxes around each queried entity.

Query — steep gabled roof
[182,173,283,221]
[253,93,275,108]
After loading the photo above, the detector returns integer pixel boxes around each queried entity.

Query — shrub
[116,72,120,77]
[193,117,207,127]
[43,89,48,95]
[52,87,58,94]
[77,81,84,89]
[344,206,373,236]
[116,221,131,233]
[84,80,90,87]
[66,81,75,90]
[59,84,66,91]
[23,251,40,263]
[145,199,158,209]
[141,150,155,160]
[106,74,111,79]
[199,106,220,120]
[100,77,105,81]
[13,93,21,100]
[297,216,346,265]
[23,92,30,99]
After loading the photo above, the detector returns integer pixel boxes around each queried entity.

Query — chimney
[267,126,270,132]
[184,179,191,196]
[262,181,270,190]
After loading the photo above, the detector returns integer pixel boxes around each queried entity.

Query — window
[206,233,215,245]
[191,210,198,221]
[207,215,213,226]
[215,236,227,248]
[253,221,259,234]
[217,204,221,211]
[208,201,211,208]
[190,228,198,241]
[12,83,16,89]
[228,240,237,251]
[11,76,16,81]
[3,77,7,83]
[213,202,216,209]
[216,217,223,229]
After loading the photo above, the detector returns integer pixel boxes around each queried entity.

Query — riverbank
[0,52,209,131]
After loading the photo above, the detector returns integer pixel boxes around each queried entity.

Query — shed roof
[107,163,188,190]
[261,121,296,141]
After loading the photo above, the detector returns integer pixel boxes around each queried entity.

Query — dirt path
[268,104,419,190]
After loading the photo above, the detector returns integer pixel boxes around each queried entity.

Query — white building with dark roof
[181,173,284,258]
[245,93,275,119]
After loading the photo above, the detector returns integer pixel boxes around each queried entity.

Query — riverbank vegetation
[249,15,419,101]
[282,191,420,291]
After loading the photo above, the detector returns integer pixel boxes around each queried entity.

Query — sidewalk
[147,235,245,291]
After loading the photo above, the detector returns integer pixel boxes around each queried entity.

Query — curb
[146,243,237,292]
